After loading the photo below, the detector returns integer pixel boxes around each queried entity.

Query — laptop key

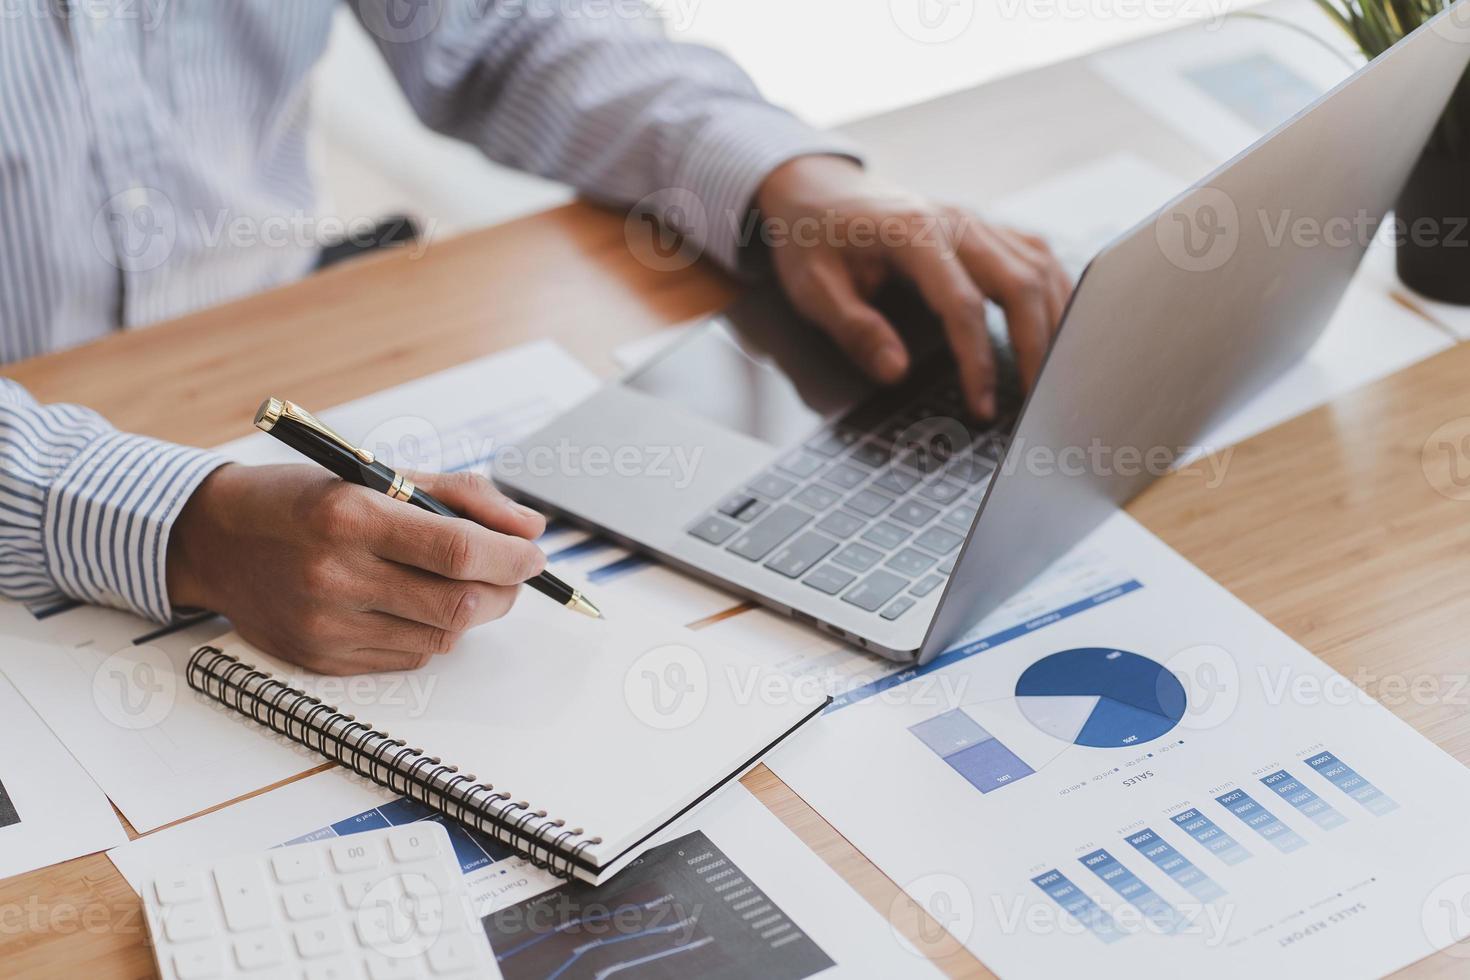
[919,480,965,505]
[776,452,825,479]
[948,454,993,484]
[727,505,812,561]
[821,464,868,491]
[845,488,894,518]
[911,574,944,597]
[842,570,909,612]
[871,467,920,496]
[817,510,865,539]
[804,564,857,595]
[881,596,917,621]
[765,532,839,579]
[688,515,740,545]
[939,556,958,575]
[861,521,909,550]
[832,542,884,573]
[794,484,841,511]
[887,547,936,577]
[848,441,891,469]
[806,428,861,457]
[914,526,964,555]
[717,494,768,523]
[943,504,978,530]
[891,500,940,527]
[748,473,796,499]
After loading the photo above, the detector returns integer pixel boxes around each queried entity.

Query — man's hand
[166,464,547,675]
[755,156,1073,419]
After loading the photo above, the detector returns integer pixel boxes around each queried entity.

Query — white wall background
[310,0,1269,238]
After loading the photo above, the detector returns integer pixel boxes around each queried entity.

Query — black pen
[254,397,602,619]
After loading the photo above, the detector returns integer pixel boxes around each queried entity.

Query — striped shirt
[0,0,852,621]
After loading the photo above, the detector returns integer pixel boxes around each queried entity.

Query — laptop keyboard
[686,373,1013,622]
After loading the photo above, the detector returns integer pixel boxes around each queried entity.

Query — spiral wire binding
[186,646,603,879]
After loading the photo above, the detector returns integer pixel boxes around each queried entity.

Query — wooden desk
[6,199,1470,979]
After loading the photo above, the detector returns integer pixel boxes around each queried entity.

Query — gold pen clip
[254,396,376,465]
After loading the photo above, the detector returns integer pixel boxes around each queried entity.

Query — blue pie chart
[1015,648,1186,749]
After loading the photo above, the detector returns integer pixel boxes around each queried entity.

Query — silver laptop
[499,8,1470,664]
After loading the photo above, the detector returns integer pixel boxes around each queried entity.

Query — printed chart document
[0,341,740,832]
[109,770,938,979]
[752,513,1470,978]
[0,676,126,877]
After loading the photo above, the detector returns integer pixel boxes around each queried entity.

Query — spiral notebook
[185,600,827,885]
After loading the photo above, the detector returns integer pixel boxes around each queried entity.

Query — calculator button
[234,932,285,970]
[213,858,273,932]
[282,880,334,920]
[163,902,213,943]
[367,953,421,980]
[842,571,909,612]
[304,959,357,980]
[172,942,224,979]
[428,934,478,974]
[340,871,383,909]
[154,872,204,906]
[388,826,442,863]
[330,837,383,873]
[271,848,324,884]
[294,921,346,959]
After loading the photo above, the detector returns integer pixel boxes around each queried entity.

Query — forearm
[0,381,226,621]
[356,0,859,271]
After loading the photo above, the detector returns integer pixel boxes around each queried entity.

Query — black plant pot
[1395,84,1470,306]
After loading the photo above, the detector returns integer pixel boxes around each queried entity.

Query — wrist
[165,463,238,611]
[755,154,865,219]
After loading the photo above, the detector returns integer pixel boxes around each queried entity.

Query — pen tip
[568,593,604,620]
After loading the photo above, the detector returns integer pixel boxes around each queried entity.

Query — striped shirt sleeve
[0,381,227,622]
[353,0,861,273]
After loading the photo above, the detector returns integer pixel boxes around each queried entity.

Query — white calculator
[141,821,500,979]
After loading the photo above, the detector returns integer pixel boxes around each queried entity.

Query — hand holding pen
[164,401,599,677]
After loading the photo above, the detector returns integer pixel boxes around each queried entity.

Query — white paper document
[0,676,127,877]
[110,770,937,978]
[0,341,741,833]
[758,512,1470,978]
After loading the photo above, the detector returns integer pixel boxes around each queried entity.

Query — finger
[353,610,468,660]
[956,223,1053,391]
[1002,228,1072,335]
[362,565,518,632]
[363,496,547,586]
[412,470,546,539]
[885,219,997,418]
[781,254,910,383]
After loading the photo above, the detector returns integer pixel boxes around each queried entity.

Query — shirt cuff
[668,101,863,274]
[43,433,228,623]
